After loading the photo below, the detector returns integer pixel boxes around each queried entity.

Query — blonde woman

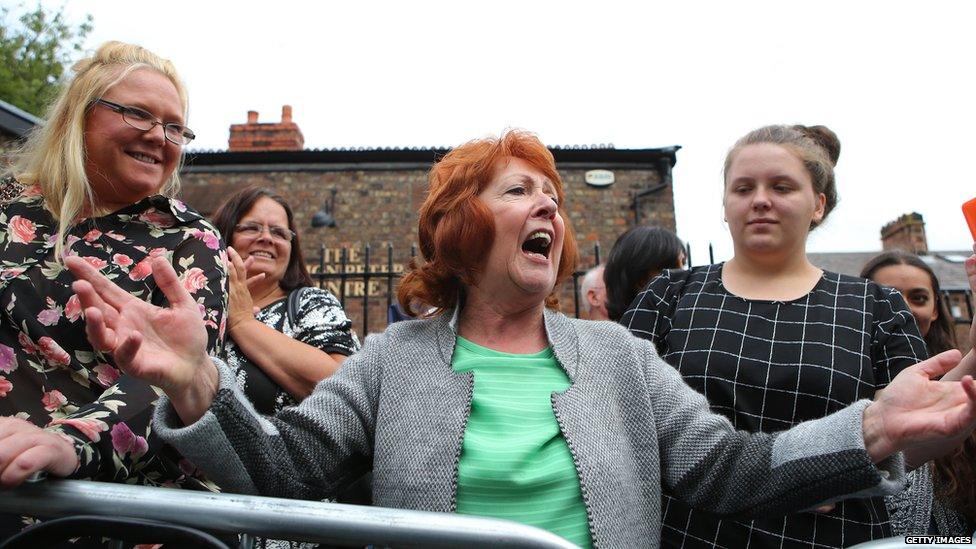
[0,41,226,536]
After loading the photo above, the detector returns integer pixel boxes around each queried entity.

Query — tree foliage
[0,3,92,116]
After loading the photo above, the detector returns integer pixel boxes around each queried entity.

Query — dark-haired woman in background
[603,226,684,321]
[622,125,935,548]
[861,250,958,356]
[212,187,359,416]
[862,249,976,535]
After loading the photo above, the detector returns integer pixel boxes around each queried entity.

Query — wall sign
[585,169,615,187]
[307,246,407,297]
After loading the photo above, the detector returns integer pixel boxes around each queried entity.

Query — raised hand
[0,417,77,488]
[65,255,218,423]
[226,247,265,333]
[863,349,976,464]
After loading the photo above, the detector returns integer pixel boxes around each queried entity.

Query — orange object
[964,197,976,240]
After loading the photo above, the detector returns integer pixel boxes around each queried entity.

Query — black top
[621,264,928,549]
[224,287,359,416]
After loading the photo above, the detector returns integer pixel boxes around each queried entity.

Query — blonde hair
[6,41,188,260]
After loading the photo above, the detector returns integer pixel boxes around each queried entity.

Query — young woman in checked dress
[622,125,973,548]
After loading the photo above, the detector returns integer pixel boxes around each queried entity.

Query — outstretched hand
[65,255,218,423]
[863,349,976,463]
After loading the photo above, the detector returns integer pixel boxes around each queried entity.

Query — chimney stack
[228,105,304,152]
[880,212,928,254]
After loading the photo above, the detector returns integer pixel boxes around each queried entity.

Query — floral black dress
[0,180,227,537]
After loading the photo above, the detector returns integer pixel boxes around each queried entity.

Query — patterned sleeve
[620,269,684,355]
[870,284,928,389]
[52,220,227,482]
[292,287,360,356]
[885,466,935,536]
[162,220,228,354]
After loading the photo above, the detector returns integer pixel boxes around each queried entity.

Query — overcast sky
[35,0,976,263]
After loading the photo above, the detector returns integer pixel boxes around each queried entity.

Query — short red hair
[398,130,578,315]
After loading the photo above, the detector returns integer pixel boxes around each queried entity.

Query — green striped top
[452,336,591,548]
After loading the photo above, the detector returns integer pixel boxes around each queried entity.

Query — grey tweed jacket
[155,308,906,548]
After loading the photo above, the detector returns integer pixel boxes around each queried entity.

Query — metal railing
[311,242,413,335]
[0,479,578,548]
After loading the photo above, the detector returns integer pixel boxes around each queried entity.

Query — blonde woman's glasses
[94,99,195,146]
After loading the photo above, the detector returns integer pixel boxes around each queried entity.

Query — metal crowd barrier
[0,479,578,548]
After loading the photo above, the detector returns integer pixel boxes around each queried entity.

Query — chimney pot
[228,106,304,152]
[880,212,928,254]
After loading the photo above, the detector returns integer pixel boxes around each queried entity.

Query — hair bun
[793,125,841,166]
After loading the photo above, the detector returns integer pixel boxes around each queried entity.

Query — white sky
[36,0,976,263]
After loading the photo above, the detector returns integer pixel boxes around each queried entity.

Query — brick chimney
[881,212,928,254]
[228,105,304,151]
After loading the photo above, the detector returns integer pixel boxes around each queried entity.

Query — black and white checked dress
[621,264,928,549]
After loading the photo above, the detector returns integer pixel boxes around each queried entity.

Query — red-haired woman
[24,131,976,548]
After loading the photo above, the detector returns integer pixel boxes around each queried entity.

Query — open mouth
[521,230,553,259]
[127,151,161,165]
[249,250,275,260]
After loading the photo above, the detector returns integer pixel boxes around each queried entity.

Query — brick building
[178,107,681,334]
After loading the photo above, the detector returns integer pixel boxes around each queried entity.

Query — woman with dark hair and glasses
[0,41,227,538]
[211,187,359,416]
